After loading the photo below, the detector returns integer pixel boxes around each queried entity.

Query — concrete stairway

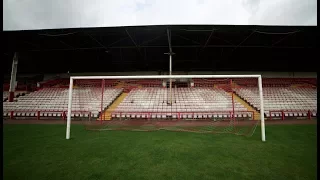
[98,92,128,120]
[232,93,260,120]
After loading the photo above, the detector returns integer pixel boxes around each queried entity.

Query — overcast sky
[3,0,317,31]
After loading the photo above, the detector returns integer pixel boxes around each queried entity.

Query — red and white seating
[235,87,317,117]
[2,91,27,101]
[113,87,250,119]
[3,88,122,118]
[3,92,9,101]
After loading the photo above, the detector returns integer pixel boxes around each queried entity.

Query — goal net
[66,75,265,141]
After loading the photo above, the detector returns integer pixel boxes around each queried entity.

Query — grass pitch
[3,124,317,180]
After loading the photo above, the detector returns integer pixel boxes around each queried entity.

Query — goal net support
[65,75,265,142]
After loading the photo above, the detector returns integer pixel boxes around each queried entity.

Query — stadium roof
[3,25,317,74]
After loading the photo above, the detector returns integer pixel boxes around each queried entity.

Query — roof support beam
[125,28,142,56]
[85,32,108,50]
[108,37,129,47]
[167,28,172,53]
[41,30,75,49]
[272,33,295,46]
[232,30,255,52]
[57,40,74,49]
[197,27,215,59]
[22,41,42,50]
[125,28,139,48]
[202,28,215,49]
[176,35,201,45]
[139,34,166,46]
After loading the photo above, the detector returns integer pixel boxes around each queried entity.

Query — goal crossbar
[66,74,265,142]
[71,75,262,80]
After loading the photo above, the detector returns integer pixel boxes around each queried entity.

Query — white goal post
[66,75,265,141]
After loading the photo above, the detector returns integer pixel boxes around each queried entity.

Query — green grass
[4,124,317,180]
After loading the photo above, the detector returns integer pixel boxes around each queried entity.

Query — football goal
[65,75,265,142]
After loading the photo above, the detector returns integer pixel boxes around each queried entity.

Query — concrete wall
[43,74,60,81]
[292,72,317,78]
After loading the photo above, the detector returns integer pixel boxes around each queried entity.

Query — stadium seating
[233,78,316,87]
[235,87,317,118]
[2,77,317,120]
[3,88,122,118]
[193,78,227,87]
[3,92,9,101]
[3,91,26,101]
[113,87,251,119]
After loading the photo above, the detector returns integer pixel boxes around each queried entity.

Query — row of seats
[114,87,252,119]
[3,92,9,101]
[233,78,316,86]
[3,80,317,120]
[3,91,26,101]
[235,87,317,117]
[111,112,252,119]
[3,88,123,117]
[2,111,98,118]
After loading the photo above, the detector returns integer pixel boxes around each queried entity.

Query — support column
[9,52,18,102]
[169,54,172,105]
[230,79,235,120]
[100,79,105,123]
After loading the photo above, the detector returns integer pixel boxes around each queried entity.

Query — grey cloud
[248,0,317,25]
[4,0,84,30]
[3,0,317,31]
[242,0,261,14]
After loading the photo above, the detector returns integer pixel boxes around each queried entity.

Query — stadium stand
[2,77,317,120]
[3,92,9,101]
[233,78,316,87]
[3,87,122,118]
[3,91,27,102]
[235,86,317,118]
[112,87,252,119]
